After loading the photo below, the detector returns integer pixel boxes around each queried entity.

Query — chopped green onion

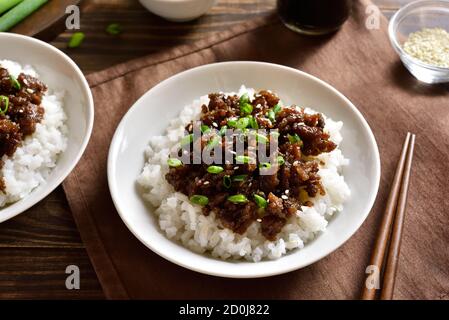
[249,116,259,129]
[167,158,182,167]
[207,165,224,174]
[10,75,20,90]
[259,162,271,169]
[255,133,268,144]
[201,125,211,133]
[288,133,303,145]
[106,23,122,35]
[235,155,251,164]
[287,134,296,143]
[0,95,9,114]
[239,93,250,105]
[232,174,247,182]
[227,194,248,204]
[277,156,285,166]
[267,109,276,123]
[227,118,238,127]
[273,103,282,114]
[207,136,220,149]
[190,195,209,206]
[223,175,231,188]
[254,194,267,209]
[219,125,228,136]
[236,117,250,129]
[180,133,194,146]
[68,32,85,48]
[240,103,253,115]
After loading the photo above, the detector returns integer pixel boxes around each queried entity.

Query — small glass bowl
[388,0,449,84]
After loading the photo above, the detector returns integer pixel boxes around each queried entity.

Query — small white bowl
[0,33,94,223]
[108,61,380,278]
[139,0,217,22]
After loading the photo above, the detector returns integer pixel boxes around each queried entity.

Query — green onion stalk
[0,0,23,15]
[0,0,48,32]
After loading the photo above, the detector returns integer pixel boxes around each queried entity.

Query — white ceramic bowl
[139,0,217,22]
[108,61,380,278]
[0,33,94,223]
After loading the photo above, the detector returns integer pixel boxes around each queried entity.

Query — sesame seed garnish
[403,27,449,68]
[281,195,288,200]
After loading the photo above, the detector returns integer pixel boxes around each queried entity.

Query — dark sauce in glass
[277,0,352,35]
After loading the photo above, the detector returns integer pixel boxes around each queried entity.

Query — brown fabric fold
[63,0,449,299]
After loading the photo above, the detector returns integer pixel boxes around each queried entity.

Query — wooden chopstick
[380,134,415,300]
[361,132,414,300]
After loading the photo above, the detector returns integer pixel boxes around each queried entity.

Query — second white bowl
[139,0,218,22]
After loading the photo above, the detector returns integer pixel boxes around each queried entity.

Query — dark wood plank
[0,187,83,248]
[0,0,409,300]
[0,248,103,299]
[50,0,407,74]
[52,0,277,73]
[11,0,82,42]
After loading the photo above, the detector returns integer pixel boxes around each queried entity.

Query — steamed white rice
[137,86,350,262]
[0,60,68,207]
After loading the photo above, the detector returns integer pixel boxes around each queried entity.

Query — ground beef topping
[0,67,46,191]
[165,90,336,240]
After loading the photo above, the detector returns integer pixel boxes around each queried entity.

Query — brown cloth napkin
[63,0,449,299]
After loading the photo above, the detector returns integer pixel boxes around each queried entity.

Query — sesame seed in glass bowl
[388,0,449,84]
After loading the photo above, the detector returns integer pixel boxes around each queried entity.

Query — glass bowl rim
[388,0,449,72]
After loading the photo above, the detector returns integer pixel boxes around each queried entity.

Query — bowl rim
[107,61,381,278]
[0,32,94,223]
[388,0,449,72]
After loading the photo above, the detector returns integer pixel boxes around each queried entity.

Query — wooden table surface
[0,0,415,299]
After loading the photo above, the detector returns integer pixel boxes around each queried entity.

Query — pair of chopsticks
[361,132,416,300]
